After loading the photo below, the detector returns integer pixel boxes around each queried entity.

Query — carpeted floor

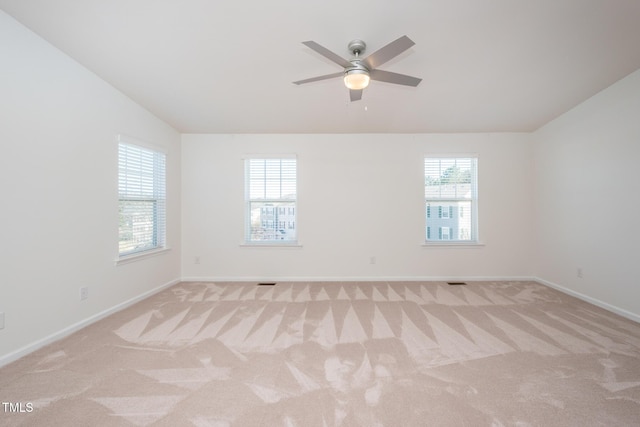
[1,281,640,426]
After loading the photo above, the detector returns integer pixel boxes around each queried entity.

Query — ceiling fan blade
[293,72,343,85]
[362,35,415,70]
[302,41,352,69]
[350,89,363,102]
[369,69,422,87]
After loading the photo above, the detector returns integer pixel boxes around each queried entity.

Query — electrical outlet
[369,256,377,265]
[194,256,201,265]
[0,312,4,329]
[80,287,89,301]
[577,268,583,278]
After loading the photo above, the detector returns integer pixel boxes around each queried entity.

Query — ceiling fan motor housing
[346,60,369,73]
[346,40,369,77]
[348,39,366,56]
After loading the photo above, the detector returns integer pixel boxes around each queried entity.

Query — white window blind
[424,157,478,243]
[245,158,297,243]
[118,141,166,256]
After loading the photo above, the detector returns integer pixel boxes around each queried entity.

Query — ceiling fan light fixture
[344,68,370,90]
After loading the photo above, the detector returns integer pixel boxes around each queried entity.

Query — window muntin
[424,157,478,243]
[118,140,166,256]
[245,158,297,244]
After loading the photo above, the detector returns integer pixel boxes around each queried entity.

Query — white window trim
[422,241,485,248]
[118,134,167,155]
[115,247,171,265]
[239,242,303,248]
[242,153,296,160]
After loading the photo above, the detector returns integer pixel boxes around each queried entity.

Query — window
[425,157,478,243]
[440,206,452,219]
[118,138,166,257]
[440,227,451,240]
[245,157,297,244]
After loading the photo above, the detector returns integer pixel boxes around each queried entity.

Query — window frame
[424,155,480,246]
[243,155,299,246]
[116,135,168,263]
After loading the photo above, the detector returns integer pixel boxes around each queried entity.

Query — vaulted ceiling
[2,0,640,133]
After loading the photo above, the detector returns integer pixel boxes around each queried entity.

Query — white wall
[0,11,181,364]
[182,133,533,281]
[533,69,640,320]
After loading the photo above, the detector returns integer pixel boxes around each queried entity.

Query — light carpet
[1,281,640,426]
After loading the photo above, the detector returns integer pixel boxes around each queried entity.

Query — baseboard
[181,275,536,283]
[534,276,640,324]
[0,278,181,368]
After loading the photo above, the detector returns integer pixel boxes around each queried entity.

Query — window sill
[115,247,171,265]
[422,242,485,248]
[240,242,302,248]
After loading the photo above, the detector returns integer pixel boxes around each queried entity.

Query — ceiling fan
[293,35,422,102]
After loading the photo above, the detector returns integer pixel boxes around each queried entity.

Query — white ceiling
[2,0,640,134]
